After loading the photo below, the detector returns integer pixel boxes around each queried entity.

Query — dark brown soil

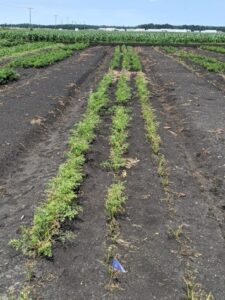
[0,46,113,296]
[140,47,225,299]
[110,92,185,300]
[1,46,225,299]
[0,46,109,177]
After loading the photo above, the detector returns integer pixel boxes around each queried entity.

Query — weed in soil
[183,271,214,300]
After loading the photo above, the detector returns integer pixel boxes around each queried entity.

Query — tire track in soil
[0,48,113,295]
[108,88,185,300]
[140,47,225,299]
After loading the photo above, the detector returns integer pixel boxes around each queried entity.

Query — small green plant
[0,67,18,84]
[135,73,161,155]
[162,46,178,54]
[105,244,117,264]
[110,46,121,69]
[183,273,214,300]
[4,285,32,300]
[167,224,184,241]
[121,45,130,70]
[115,73,132,104]
[109,106,130,170]
[157,154,169,186]
[18,287,32,300]
[121,45,142,71]
[128,46,142,71]
[105,181,127,219]
[24,260,36,283]
[136,72,171,189]
[107,217,120,242]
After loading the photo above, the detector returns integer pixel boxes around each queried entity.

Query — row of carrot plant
[0,43,88,85]
[162,46,225,72]
[10,72,113,257]
[110,45,142,71]
[105,71,132,283]
[9,46,139,258]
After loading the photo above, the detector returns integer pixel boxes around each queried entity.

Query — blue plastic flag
[112,258,127,273]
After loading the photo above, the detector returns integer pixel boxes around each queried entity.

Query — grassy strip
[10,72,113,257]
[9,43,88,68]
[0,67,18,84]
[110,46,121,70]
[201,45,225,54]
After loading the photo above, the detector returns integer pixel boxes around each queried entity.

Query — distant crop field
[1,28,225,45]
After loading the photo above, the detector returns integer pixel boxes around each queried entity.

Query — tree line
[0,23,224,32]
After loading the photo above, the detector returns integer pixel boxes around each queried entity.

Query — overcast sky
[0,0,224,26]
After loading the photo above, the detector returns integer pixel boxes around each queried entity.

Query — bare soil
[140,47,225,299]
[0,46,109,177]
[1,46,225,299]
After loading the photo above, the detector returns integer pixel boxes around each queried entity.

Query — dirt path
[0,46,109,177]
[140,47,225,299]
[0,47,113,296]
